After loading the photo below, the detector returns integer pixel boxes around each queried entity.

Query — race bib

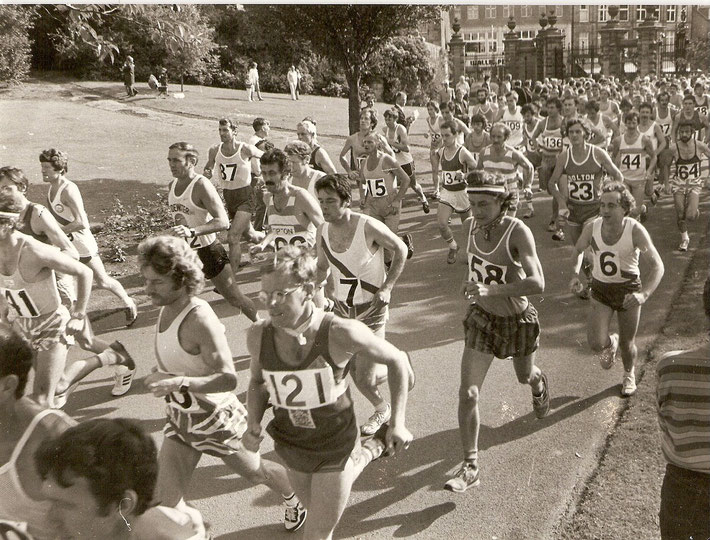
[660,123,671,136]
[621,153,642,170]
[263,365,345,411]
[675,162,702,184]
[541,136,562,150]
[569,180,595,202]
[271,224,309,251]
[442,170,463,186]
[1,288,41,318]
[365,177,388,197]
[355,156,367,171]
[174,213,213,249]
[468,253,508,285]
[506,121,521,132]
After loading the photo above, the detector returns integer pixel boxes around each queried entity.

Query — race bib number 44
[263,366,345,411]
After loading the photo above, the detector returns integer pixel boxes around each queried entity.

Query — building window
[520,29,536,39]
[467,6,479,20]
[485,6,497,19]
[666,6,676,23]
[636,5,646,21]
[579,31,589,48]
[503,5,510,18]
[618,6,629,21]
[580,5,589,23]
[598,5,608,22]
[520,5,530,18]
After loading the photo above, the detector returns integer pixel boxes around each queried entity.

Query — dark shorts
[591,278,641,312]
[223,186,253,221]
[401,162,415,177]
[659,464,710,540]
[538,154,558,192]
[463,303,540,358]
[275,441,357,474]
[197,241,230,280]
[332,299,388,334]
[567,202,600,226]
[79,255,93,265]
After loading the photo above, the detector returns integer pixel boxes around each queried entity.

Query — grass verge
[554,221,710,540]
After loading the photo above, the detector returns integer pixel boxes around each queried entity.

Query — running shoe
[362,422,389,460]
[532,372,550,419]
[444,461,480,493]
[621,371,637,397]
[600,333,618,370]
[422,199,430,214]
[678,238,689,252]
[283,501,307,532]
[361,403,391,436]
[125,302,138,327]
[547,221,557,232]
[576,284,591,300]
[552,229,565,242]
[112,365,136,397]
[447,245,459,264]
[431,190,440,201]
[639,208,648,223]
[52,382,79,409]
[402,234,414,260]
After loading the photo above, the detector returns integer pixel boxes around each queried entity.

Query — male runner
[550,119,623,298]
[665,120,710,251]
[297,119,338,175]
[383,108,429,213]
[0,192,92,408]
[203,118,264,272]
[358,132,413,260]
[495,92,525,148]
[446,171,550,493]
[671,95,710,144]
[656,91,679,189]
[167,142,257,321]
[248,117,271,149]
[246,245,413,540]
[284,140,326,199]
[340,109,391,175]
[476,122,534,218]
[610,111,657,221]
[40,149,138,325]
[432,120,478,264]
[315,173,411,436]
[250,149,324,257]
[140,235,306,532]
[464,114,491,166]
[471,87,498,127]
[569,183,664,397]
[585,100,619,150]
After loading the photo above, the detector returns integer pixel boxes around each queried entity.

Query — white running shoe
[283,501,307,532]
[444,461,480,493]
[678,238,689,252]
[111,365,135,396]
[600,333,619,370]
[621,371,637,397]
[360,404,391,436]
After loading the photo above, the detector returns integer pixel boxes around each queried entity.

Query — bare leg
[211,267,257,321]
[154,437,202,507]
[221,449,295,497]
[32,342,68,407]
[457,347,494,462]
[227,211,259,275]
[85,255,136,313]
[617,304,641,372]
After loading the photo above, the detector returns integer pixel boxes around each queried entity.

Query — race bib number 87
[264,366,344,410]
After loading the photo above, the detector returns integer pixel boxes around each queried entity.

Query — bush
[0,6,34,83]
[321,81,347,97]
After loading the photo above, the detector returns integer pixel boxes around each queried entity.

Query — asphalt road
[1,84,707,540]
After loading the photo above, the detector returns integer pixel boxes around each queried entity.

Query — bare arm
[33,207,79,259]
[653,124,667,154]
[623,223,664,309]
[316,147,338,175]
[246,323,269,435]
[595,146,624,183]
[364,217,407,310]
[191,178,230,235]
[314,225,331,289]
[339,136,354,173]
[512,148,533,189]
[59,183,90,234]
[549,151,568,208]
[296,189,324,229]
[203,145,219,179]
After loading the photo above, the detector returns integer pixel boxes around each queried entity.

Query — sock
[681,231,689,241]
[375,401,389,414]
[625,367,635,377]
[282,493,299,507]
[97,349,118,367]
[446,237,457,250]
[464,451,478,467]
[532,374,544,397]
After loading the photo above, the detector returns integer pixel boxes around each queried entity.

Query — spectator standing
[656,276,710,540]
[295,67,302,99]
[157,67,169,98]
[122,56,138,97]
[287,66,298,100]
[247,62,263,102]
[455,75,470,102]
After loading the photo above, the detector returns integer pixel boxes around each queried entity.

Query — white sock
[681,231,689,241]
[446,237,457,250]
[283,493,299,507]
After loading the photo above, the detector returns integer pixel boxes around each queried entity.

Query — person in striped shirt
[656,276,710,540]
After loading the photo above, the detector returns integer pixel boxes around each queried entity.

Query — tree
[686,36,710,73]
[0,5,35,83]
[272,5,440,134]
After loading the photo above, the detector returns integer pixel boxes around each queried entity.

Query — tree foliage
[270,5,440,133]
[0,5,35,83]
[686,36,710,73]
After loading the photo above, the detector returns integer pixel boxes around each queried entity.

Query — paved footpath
[1,82,707,539]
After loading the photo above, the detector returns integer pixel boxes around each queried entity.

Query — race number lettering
[365,177,387,197]
[569,180,594,202]
[541,137,562,150]
[660,123,671,136]
[175,214,203,249]
[264,366,344,410]
[1,288,40,318]
[676,162,700,181]
[506,121,521,132]
[599,251,619,278]
[621,153,641,170]
[271,225,308,250]
[339,277,360,307]
[442,170,463,186]
[219,163,237,182]
[468,253,507,285]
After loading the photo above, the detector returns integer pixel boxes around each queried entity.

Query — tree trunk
[345,65,361,135]
[180,73,184,93]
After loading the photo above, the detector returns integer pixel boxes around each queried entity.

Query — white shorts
[439,188,470,213]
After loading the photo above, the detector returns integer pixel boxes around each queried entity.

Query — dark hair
[360,108,378,129]
[546,97,562,111]
[218,117,238,131]
[426,100,440,113]
[35,418,158,516]
[260,148,288,172]
[0,166,29,192]
[470,113,487,126]
[585,100,600,114]
[520,104,536,116]
[0,330,34,399]
[138,236,204,296]
[623,111,639,124]
[252,117,269,132]
[168,142,199,165]
[682,94,696,103]
[677,118,697,131]
[440,119,459,134]
[39,149,68,174]
[564,117,589,137]
[619,97,633,110]
[0,190,23,215]
[601,182,636,215]
[638,101,654,112]
[315,173,352,204]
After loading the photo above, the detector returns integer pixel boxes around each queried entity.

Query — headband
[466,185,506,195]
[0,211,20,219]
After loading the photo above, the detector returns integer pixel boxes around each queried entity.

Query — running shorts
[463,303,540,358]
[590,278,641,312]
[363,193,400,233]
[223,186,253,220]
[567,201,600,226]
[332,299,388,334]
[275,437,359,474]
[164,392,248,457]
[401,162,415,177]
[10,305,70,352]
[670,182,702,196]
[538,155,558,192]
[439,187,470,213]
[196,241,229,280]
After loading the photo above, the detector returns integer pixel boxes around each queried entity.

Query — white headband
[0,211,19,219]
[466,185,506,195]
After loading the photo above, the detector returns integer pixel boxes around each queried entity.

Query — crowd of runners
[1,71,709,540]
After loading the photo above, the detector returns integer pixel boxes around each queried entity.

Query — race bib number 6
[264,366,344,410]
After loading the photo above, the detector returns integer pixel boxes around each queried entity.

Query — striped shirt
[656,345,710,474]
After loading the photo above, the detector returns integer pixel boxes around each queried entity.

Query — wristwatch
[179,377,190,394]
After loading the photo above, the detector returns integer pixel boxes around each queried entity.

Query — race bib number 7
[263,365,345,410]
